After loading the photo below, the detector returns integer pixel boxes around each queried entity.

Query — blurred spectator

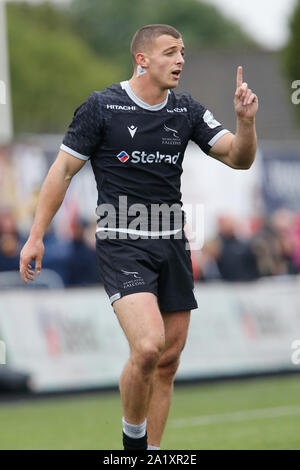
[0,207,24,271]
[270,209,299,275]
[0,232,20,271]
[196,238,222,281]
[41,226,72,285]
[215,214,259,281]
[252,209,299,277]
[197,214,259,282]
[65,217,102,287]
[251,215,283,277]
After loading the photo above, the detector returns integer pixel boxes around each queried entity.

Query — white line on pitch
[171,405,300,428]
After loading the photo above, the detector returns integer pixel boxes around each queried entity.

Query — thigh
[113,292,165,352]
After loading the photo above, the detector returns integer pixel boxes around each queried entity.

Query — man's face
[144,34,185,89]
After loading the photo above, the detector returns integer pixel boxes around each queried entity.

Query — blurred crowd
[0,207,101,287]
[192,209,300,282]
[1,206,300,288]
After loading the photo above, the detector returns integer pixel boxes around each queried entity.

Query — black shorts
[95,230,198,312]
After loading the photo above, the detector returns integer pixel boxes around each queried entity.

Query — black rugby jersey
[61,81,230,232]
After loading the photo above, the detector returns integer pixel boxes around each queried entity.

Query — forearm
[229,117,257,169]
[29,163,72,240]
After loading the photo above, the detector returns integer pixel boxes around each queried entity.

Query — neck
[128,73,168,106]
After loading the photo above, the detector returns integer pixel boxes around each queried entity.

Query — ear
[136,52,150,69]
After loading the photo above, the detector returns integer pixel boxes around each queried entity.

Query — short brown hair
[130,24,182,64]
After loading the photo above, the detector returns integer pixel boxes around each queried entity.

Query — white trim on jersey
[208,129,231,148]
[120,81,170,111]
[60,143,89,161]
[96,227,182,237]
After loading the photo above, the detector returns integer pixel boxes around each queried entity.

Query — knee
[156,339,187,381]
[157,354,181,382]
[133,338,165,376]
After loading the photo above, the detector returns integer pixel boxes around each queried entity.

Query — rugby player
[19,24,258,450]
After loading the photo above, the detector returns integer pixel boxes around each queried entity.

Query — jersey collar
[120,81,170,111]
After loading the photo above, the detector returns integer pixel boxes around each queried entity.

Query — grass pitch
[0,374,299,450]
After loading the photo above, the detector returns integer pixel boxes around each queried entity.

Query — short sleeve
[60,92,102,161]
[189,97,230,155]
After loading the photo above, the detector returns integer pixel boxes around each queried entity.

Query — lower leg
[119,355,157,423]
[113,293,165,425]
[119,347,163,450]
[146,310,191,448]
[146,360,179,447]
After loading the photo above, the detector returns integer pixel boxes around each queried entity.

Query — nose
[177,52,184,65]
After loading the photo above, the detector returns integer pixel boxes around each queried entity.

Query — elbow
[231,153,256,170]
[235,161,253,170]
[229,143,257,170]
[228,158,253,170]
[246,160,254,170]
[243,155,256,170]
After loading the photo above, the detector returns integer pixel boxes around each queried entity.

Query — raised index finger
[236,66,243,88]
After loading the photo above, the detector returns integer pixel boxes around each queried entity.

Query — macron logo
[128,125,138,138]
[117,151,130,163]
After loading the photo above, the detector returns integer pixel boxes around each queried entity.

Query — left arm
[209,66,258,170]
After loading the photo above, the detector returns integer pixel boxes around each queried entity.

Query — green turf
[0,375,300,449]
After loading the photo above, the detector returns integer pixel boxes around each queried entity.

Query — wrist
[29,227,45,242]
[237,115,255,125]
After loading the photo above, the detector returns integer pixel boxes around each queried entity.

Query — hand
[234,66,258,120]
[19,237,44,284]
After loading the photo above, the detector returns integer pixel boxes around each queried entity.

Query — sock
[122,417,147,438]
[148,445,160,450]
[122,417,147,450]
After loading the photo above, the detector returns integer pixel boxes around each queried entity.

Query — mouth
[171,69,181,80]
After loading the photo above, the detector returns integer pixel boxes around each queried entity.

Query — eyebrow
[163,46,185,53]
